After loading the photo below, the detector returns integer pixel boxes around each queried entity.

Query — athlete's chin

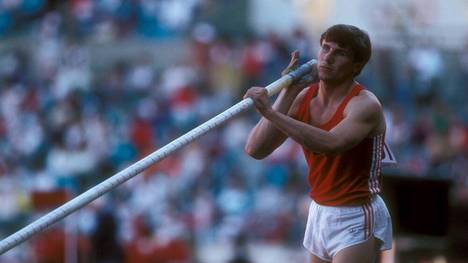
[319,75,346,86]
[318,74,336,82]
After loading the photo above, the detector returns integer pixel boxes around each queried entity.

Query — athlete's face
[317,40,362,84]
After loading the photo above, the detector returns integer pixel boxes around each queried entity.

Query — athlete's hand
[243,86,272,116]
[282,50,318,92]
[281,50,301,76]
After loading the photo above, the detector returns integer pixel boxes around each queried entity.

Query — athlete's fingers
[282,50,301,76]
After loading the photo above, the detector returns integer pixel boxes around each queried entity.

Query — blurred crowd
[1,1,468,262]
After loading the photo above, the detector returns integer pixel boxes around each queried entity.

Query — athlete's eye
[321,45,330,52]
[336,50,348,56]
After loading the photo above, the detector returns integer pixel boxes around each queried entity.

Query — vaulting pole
[0,59,317,254]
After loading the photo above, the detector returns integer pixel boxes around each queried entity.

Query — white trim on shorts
[303,195,393,261]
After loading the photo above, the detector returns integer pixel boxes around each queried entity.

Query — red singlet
[296,84,384,206]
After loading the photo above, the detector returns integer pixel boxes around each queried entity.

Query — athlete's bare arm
[244,51,316,159]
[246,88,385,155]
[244,86,308,159]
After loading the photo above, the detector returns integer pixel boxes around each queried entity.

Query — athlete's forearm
[244,88,300,159]
[271,87,302,113]
[262,108,339,154]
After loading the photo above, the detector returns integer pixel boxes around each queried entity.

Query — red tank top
[297,84,384,206]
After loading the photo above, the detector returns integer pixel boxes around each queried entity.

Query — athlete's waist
[311,194,380,209]
[310,191,378,206]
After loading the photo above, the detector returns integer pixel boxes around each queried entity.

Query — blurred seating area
[0,1,468,262]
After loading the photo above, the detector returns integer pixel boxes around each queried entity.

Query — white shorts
[303,195,392,261]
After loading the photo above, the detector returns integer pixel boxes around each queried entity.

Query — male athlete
[243,24,392,263]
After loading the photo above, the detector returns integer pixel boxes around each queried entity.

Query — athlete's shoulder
[352,87,383,110]
[344,87,383,121]
[300,82,319,96]
[292,83,319,105]
[289,83,318,118]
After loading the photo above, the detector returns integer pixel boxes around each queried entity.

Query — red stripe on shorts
[362,203,374,239]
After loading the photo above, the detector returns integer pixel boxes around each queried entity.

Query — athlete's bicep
[328,98,382,152]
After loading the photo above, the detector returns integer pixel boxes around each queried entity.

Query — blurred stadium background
[0,0,467,262]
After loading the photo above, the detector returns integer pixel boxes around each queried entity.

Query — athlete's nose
[323,51,335,64]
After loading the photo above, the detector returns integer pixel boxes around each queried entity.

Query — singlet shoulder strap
[319,84,365,130]
[297,84,319,122]
[335,84,364,116]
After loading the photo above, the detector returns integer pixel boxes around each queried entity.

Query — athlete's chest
[308,98,343,127]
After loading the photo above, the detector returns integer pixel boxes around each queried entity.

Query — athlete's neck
[318,79,356,105]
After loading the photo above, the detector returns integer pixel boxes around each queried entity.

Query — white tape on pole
[0,59,316,255]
